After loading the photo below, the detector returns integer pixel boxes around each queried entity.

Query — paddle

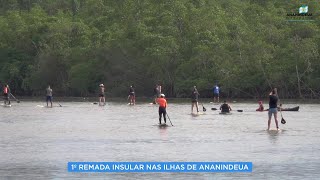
[201,103,206,112]
[276,89,286,125]
[211,108,243,112]
[10,93,20,103]
[166,113,173,126]
[279,105,286,124]
[57,103,62,107]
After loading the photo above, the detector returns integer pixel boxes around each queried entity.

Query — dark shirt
[129,87,134,94]
[220,103,230,112]
[269,95,278,108]
[191,90,199,100]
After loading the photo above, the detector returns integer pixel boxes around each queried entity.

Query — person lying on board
[256,101,264,111]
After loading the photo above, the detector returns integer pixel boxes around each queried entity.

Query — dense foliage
[0,0,319,99]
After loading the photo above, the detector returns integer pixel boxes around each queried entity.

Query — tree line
[0,0,319,99]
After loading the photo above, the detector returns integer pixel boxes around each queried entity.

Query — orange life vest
[157,98,167,108]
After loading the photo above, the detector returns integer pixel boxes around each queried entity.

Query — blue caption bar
[68,162,252,173]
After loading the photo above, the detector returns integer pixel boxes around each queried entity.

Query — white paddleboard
[267,129,282,132]
[191,112,204,116]
[1,104,12,107]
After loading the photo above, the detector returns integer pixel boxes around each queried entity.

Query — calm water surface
[0,101,319,179]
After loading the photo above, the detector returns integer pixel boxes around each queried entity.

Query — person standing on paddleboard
[220,100,232,113]
[191,86,200,113]
[99,84,105,106]
[46,85,53,108]
[213,84,220,103]
[267,88,279,131]
[157,94,167,124]
[3,84,11,105]
[128,85,135,105]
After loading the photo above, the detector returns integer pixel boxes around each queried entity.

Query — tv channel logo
[299,5,308,14]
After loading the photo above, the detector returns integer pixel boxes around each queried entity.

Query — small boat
[257,106,300,112]
[280,106,299,111]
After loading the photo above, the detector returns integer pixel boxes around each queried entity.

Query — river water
[0,101,319,179]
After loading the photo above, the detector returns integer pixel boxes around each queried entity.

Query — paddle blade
[203,107,206,112]
[237,110,243,112]
[281,118,286,124]
[211,108,217,110]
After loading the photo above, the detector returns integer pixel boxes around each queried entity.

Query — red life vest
[3,87,8,94]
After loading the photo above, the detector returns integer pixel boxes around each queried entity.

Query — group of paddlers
[2,82,281,130]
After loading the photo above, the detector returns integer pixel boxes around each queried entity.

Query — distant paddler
[191,86,200,113]
[46,85,53,108]
[220,100,232,113]
[99,84,106,106]
[157,94,167,124]
[128,85,135,105]
[213,84,220,103]
[3,84,11,105]
[256,101,264,111]
[152,84,161,104]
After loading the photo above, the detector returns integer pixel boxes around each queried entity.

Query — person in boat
[220,100,232,113]
[99,84,105,105]
[256,101,264,111]
[46,85,53,108]
[191,86,200,113]
[128,85,135,105]
[267,88,279,131]
[3,84,11,105]
[157,94,167,124]
[213,84,220,103]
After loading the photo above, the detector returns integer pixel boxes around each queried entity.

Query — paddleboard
[191,112,204,116]
[219,112,232,115]
[158,123,169,127]
[267,129,282,132]
[36,105,53,108]
[1,104,12,107]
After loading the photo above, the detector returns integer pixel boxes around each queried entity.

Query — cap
[160,94,165,97]
[99,84,104,87]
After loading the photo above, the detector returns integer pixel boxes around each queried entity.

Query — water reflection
[159,125,168,141]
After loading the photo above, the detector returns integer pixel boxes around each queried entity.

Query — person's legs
[50,96,52,108]
[268,110,272,130]
[274,112,279,130]
[159,107,163,124]
[196,101,199,112]
[163,109,167,124]
[191,102,194,112]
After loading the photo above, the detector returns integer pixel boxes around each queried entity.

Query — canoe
[280,106,299,111]
[258,106,300,112]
